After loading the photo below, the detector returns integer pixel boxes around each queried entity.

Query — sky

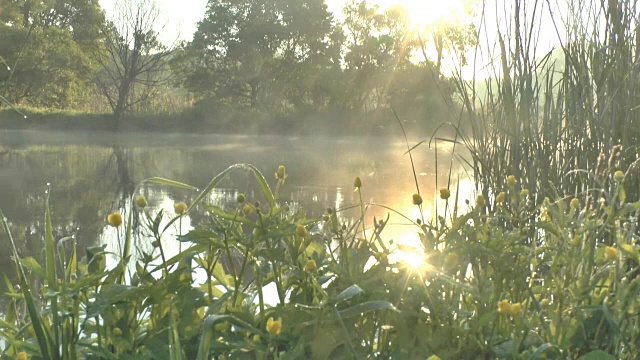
[97,0,565,79]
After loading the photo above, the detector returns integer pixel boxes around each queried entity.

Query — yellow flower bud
[236,193,245,203]
[605,246,617,261]
[570,197,580,209]
[113,327,122,336]
[476,194,486,208]
[439,188,450,200]
[498,299,510,315]
[412,193,423,205]
[520,189,529,198]
[507,175,517,187]
[614,170,625,182]
[174,202,187,215]
[243,204,254,215]
[427,356,441,360]
[107,212,123,227]
[496,192,506,204]
[16,352,27,360]
[266,317,282,335]
[296,224,307,238]
[136,196,147,208]
[304,259,317,272]
[354,176,362,190]
[275,165,287,180]
[509,302,522,316]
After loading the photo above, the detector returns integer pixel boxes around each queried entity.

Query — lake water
[0,130,474,283]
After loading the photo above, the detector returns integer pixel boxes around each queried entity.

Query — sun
[371,0,469,29]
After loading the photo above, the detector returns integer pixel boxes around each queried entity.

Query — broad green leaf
[331,284,364,305]
[338,300,397,318]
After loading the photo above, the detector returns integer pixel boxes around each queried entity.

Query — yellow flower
[520,189,529,198]
[136,196,147,208]
[16,352,27,360]
[498,299,511,315]
[266,317,282,335]
[507,175,517,187]
[304,259,317,272]
[296,224,307,238]
[174,202,188,215]
[439,188,450,200]
[243,204,254,215]
[604,246,617,261]
[509,302,522,316]
[570,197,580,209]
[412,193,423,206]
[275,165,287,180]
[496,192,506,204]
[614,170,625,182]
[354,176,362,190]
[107,212,123,227]
[427,355,441,360]
[476,194,486,208]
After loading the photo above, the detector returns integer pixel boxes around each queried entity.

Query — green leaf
[528,343,558,359]
[146,177,198,190]
[189,164,276,215]
[205,205,257,227]
[338,300,397,318]
[578,350,615,360]
[0,209,58,360]
[331,284,364,305]
[620,243,640,264]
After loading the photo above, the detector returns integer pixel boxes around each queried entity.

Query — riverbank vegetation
[0,0,465,134]
[2,0,640,358]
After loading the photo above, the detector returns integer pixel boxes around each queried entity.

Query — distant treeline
[0,0,476,134]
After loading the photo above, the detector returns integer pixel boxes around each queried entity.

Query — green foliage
[0,0,105,110]
[1,162,639,358]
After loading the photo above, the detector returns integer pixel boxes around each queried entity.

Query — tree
[94,0,174,127]
[340,0,416,112]
[415,0,478,77]
[182,0,337,110]
[0,0,105,109]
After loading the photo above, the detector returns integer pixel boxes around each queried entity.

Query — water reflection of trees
[0,146,141,288]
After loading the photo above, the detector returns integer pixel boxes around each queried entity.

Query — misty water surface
[0,129,474,281]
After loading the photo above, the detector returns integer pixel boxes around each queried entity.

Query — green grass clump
[0,163,639,359]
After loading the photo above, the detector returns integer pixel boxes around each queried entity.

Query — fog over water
[0,129,473,281]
